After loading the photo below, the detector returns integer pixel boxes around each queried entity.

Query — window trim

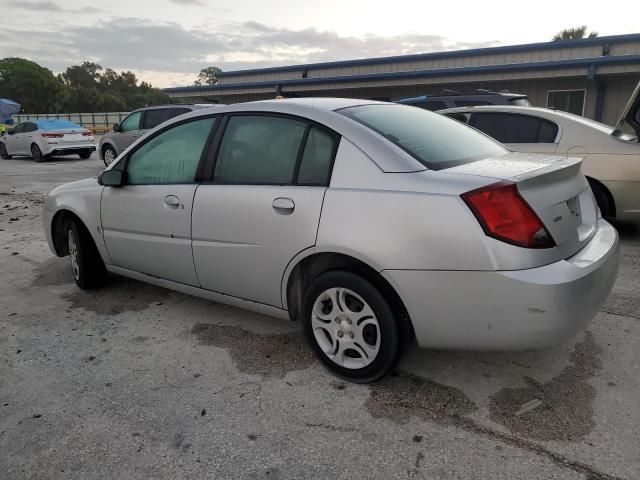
[546,89,586,117]
[116,114,221,186]
[468,111,561,144]
[204,112,341,187]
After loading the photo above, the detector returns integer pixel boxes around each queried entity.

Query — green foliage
[194,66,221,86]
[0,58,173,113]
[552,26,598,41]
[0,58,65,113]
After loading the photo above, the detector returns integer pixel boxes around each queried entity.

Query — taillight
[82,131,92,136]
[41,132,64,138]
[462,181,555,249]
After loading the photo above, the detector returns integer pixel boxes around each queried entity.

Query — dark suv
[99,104,216,166]
[396,89,530,111]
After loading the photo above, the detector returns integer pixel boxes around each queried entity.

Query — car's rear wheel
[78,150,92,160]
[65,219,108,290]
[0,143,10,159]
[102,145,117,166]
[31,143,44,162]
[588,179,614,219]
[302,271,401,383]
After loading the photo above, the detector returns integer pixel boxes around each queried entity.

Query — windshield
[340,104,507,170]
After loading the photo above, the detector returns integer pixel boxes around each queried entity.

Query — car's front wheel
[302,271,401,383]
[102,145,117,166]
[78,150,92,160]
[31,143,44,162]
[66,219,108,290]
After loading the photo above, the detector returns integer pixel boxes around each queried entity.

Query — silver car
[43,99,619,382]
[99,104,214,166]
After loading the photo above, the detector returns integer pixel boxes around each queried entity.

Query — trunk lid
[446,152,597,259]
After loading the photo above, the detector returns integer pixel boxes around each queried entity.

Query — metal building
[165,33,640,126]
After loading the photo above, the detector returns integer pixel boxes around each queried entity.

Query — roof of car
[251,97,387,111]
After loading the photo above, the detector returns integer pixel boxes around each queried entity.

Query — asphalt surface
[1,152,639,479]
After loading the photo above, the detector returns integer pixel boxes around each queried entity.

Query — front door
[101,116,217,286]
[192,115,339,307]
[114,110,144,154]
[5,123,27,155]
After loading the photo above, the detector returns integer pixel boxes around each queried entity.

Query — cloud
[169,0,206,5]
[1,17,499,87]
[12,1,63,12]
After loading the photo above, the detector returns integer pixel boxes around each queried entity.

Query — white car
[440,84,640,223]
[0,119,96,162]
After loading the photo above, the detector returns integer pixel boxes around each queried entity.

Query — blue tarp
[32,119,83,130]
[0,99,20,123]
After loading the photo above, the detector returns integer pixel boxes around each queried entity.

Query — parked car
[99,104,215,166]
[396,89,530,111]
[439,88,640,223]
[44,99,619,382]
[0,119,95,162]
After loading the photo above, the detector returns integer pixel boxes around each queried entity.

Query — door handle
[164,195,181,209]
[272,197,295,214]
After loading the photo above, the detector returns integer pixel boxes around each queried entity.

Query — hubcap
[311,287,381,369]
[104,149,115,165]
[68,230,80,281]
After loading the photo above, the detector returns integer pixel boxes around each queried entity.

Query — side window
[12,123,25,134]
[169,107,191,119]
[423,100,447,111]
[297,127,338,185]
[120,111,142,132]
[141,109,171,130]
[126,117,215,185]
[213,116,306,184]
[471,113,557,143]
[24,123,38,133]
[455,100,491,107]
[445,113,470,124]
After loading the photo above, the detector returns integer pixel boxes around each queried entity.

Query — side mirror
[7,129,14,135]
[98,169,125,187]
[113,123,121,132]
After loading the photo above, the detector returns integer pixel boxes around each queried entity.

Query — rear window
[340,104,507,170]
[470,113,558,143]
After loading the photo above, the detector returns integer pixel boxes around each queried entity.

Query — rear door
[192,114,339,307]
[470,112,560,154]
[101,116,217,286]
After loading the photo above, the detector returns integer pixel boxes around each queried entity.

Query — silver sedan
[43,98,619,382]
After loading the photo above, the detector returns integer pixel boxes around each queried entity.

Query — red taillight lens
[82,131,92,136]
[41,132,64,138]
[462,181,555,249]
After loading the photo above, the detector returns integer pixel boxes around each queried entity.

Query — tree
[194,66,222,86]
[0,58,66,113]
[552,26,598,41]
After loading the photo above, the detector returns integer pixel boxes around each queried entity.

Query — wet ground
[1,154,639,479]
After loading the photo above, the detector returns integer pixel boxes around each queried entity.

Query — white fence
[13,112,130,134]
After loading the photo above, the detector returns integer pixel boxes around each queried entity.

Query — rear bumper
[43,144,95,156]
[383,219,619,350]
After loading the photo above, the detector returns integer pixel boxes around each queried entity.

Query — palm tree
[553,26,598,41]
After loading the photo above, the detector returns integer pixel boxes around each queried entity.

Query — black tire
[302,270,401,383]
[65,219,108,290]
[102,145,117,167]
[31,143,44,162]
[0,143,11,159]
[588,179,613,219]
[78,151,92,160]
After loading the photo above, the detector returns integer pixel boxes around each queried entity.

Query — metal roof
[165,53,640,94]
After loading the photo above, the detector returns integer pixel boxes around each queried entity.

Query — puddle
[62,277,172,315]
[366,371,477,425]
[192,322,315,378]
[489,332,602,441]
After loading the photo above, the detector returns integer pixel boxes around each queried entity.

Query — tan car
[440,83,640,223]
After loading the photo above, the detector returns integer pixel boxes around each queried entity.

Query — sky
[1,0,637,88]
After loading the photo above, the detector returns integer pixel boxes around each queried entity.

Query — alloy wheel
[103,148,116,166]
[311,287,381,369]
[68,229,80,281]
[31,144,43,162]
